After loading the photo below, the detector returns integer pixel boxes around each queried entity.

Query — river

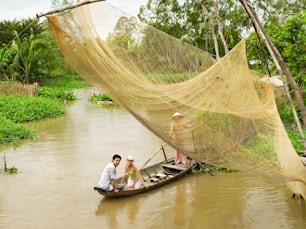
[0,88,305,229]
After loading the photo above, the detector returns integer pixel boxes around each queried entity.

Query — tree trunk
[214,0,228,54]
[217,20,228,54]
[201,4,220,59]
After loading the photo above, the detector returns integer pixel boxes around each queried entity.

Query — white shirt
[97,162,116,190]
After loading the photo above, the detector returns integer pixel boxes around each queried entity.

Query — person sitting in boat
[169,112,193,165]
[121,155,147,189]
[97,154,124,192]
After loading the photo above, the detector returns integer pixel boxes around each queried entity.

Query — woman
[121,155,146,189]
[169,112,193,165]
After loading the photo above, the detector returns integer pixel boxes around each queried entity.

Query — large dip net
[47,1,306,198]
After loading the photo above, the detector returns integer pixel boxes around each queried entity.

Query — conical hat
[172,112,184,118]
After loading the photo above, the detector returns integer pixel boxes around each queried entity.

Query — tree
[138,0,187,41]
[252,0,304,26]
[0,18,44,48]
[240,0,306,153]
[108,16,139,50]
[138,0,250,56]
[200,2,220,59]
[51,0,74,7]
[271,11,306,94]
[0,48,13,80]
[11,33,49,84]
[35,20,67,76]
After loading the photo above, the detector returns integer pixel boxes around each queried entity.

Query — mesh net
[47,1,306,198]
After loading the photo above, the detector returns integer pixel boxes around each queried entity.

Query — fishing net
[47,1,306,198]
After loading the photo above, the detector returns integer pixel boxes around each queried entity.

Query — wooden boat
[94,158,194,198]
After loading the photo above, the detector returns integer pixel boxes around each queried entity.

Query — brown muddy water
[0,88,305,229]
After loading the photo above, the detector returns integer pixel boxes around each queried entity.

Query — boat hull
[94,159,194,198]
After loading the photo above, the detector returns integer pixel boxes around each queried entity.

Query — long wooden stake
[239,0,306,149]
[4,153,7,172]
[36,0,105,18]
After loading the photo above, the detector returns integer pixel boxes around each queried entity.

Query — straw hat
[172,112,184,118]
[127,155,134,161]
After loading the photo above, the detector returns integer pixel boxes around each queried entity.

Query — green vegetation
[5,166,18,174]
[89,93,113,102]
[40,74,88,88]
[0,19,65,83]
[277,100,306,155]
[38,87,77,101]
[0,95,65,122]
[287,129,306,155]
[0,117,35,145]
[192,162,231,174]
[0,75,87,146]
[38,74,88,101]
[1,154,18,174]
[0,94,63,145]
[245,134,276,161]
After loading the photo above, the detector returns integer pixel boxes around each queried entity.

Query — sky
[0,0,148,21]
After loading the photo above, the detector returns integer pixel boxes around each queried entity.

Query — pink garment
[127,178,142,189]
[175,151,187,164]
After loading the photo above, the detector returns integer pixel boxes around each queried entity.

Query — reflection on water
[0,88,305,229]
[127,196,140,222]
[93,173,306,229]
[96,198,120,228]
[173,182,186,225]
[96,195,141,228]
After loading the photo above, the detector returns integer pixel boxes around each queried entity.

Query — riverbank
[0,75,87,146]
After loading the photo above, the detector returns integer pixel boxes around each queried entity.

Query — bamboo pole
[36,0,105,18]
[239,0,306,149]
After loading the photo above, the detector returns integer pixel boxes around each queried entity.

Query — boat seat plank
[155,173,167,179]
[150,177,160,182]
[161,164,187,171]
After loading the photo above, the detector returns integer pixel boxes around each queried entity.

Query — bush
[0,95,65,122]
[0,117,35,145]
[40,74,88,89]
[287,129,305,155]
[89,93,113,102]
[38,86,77,101]
[278,104,295,125]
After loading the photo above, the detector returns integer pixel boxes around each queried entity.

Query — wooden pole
[36,0,105,18]
[239,0,306,149]
[161,145,168,161]
[141,143,168,169]
[4,153,7,172]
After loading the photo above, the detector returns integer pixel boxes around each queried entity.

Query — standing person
[169,112,193,165]
[121,155,146,189]
[97,154,124,192]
